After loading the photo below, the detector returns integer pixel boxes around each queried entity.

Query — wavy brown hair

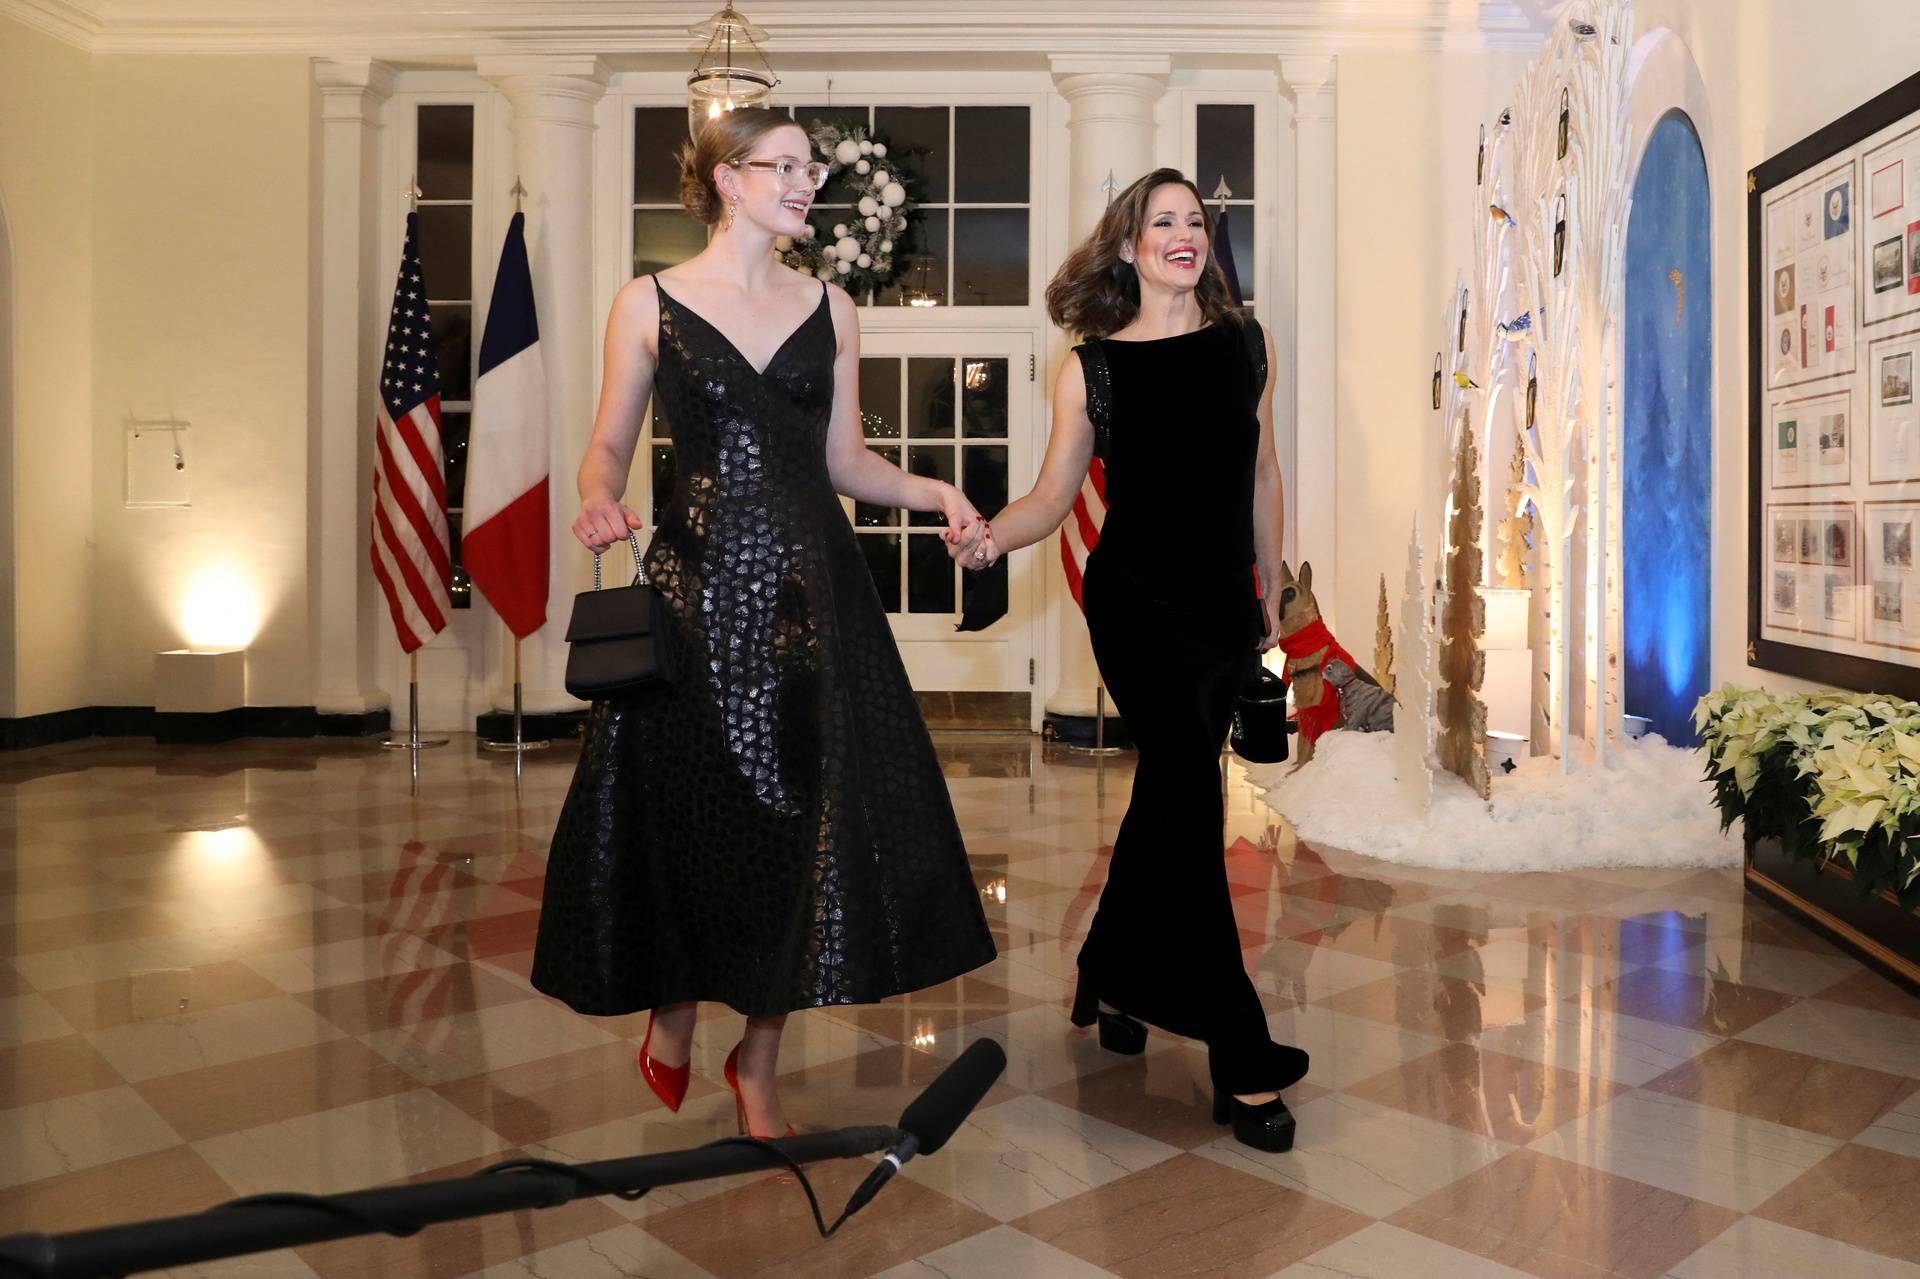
[677,109,807,225]
[1045,168,1239,338]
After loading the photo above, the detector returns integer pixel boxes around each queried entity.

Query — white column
[477,56,610,713]
[1046,55,1169,724]
[311,57,395,720]
[1282,56,1338,629]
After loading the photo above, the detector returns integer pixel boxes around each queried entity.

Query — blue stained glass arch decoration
[1624,110,1712,745]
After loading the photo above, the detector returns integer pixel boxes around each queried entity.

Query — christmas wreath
[777,119,919,296]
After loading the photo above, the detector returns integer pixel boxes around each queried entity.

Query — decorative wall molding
[2,0,1546,56]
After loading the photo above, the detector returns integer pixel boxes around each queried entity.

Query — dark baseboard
[476,710,587,743]
[0,705,391,750]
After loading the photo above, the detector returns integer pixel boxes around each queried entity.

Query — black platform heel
[1070,976,1147,1055]
[1212,1090,1297,1153]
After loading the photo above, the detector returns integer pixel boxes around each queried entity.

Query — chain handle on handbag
[591,531,645,591]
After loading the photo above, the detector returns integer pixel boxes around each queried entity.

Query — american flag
[1059,454,1106,610]
[370,212,453,653]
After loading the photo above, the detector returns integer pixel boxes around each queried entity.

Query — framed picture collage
[1752,69,1920,696]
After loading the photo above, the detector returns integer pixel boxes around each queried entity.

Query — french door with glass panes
[642,328,1036,701]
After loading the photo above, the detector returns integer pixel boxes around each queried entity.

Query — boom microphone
[839,1038,1007,1219]
[898,1038,1007,1154]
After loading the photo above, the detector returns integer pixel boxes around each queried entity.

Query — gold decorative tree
[1495,432,1531,590]
[1374,574,1396,697]
[1437,425,1491,800]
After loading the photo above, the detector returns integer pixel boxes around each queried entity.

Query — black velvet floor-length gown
[1074,318,1309,1096]
[531,278,996,1019]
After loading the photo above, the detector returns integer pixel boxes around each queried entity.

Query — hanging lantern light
[686,2,779,140]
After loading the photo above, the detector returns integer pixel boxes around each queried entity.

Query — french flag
[463,211,550,639]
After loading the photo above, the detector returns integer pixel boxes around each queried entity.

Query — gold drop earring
[725,192,739,233]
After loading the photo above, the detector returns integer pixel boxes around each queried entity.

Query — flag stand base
[479,655,549,753]
[382,658,449,749]
[1071,685,1124,757]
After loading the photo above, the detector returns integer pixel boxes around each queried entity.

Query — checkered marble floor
[3,733,1920,1278]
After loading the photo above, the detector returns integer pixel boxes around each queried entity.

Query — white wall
[0,16,95,719]
[89,54,313,707]
[1331,47,1535,640]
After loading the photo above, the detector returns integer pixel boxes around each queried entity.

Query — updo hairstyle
[677,108,806,225]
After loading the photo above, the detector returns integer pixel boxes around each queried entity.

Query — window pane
[908,534,955,613]
[1196,104,1255,201]
[962,445,1008,516]
[954,107,1028,203]
[906,445,954,526]
[416,204,472,299]
[442,411,470,511]
[634,209,710,280]
[877,209,948,306]
[860,533,901,612]
[634,107,688,204]
[431,304,472,403]
[960,358,1008,438]
[856,446,901,526]
[1224,207,1255,303]
[873,107,948,203]
[908,358,955,438]
[792,107,869,204]
[953,209,1027,306]
[417,105,473,201]
[859,358,901,438]
[650,444,677,525]
[649,390,672,443]
[448,513,472,609]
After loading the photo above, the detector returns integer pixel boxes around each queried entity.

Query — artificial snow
[1243,729,1739,872]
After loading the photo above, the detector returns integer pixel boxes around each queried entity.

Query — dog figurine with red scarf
[1272,561,1394,766]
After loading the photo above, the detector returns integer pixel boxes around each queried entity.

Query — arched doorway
[1623,111,1711,744]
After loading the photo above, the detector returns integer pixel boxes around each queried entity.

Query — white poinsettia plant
[775,120,917,297]
[1695,683,1920,894]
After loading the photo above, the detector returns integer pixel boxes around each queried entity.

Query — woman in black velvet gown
[965,169,1308,1151]
[532,110,995,1140]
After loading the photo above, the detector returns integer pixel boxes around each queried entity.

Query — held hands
[937,484,997,570]
[575,499,643,554]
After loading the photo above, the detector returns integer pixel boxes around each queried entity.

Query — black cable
[476,1158,649,1203]
[210,1193,422,1239]
[706,1137,865,1239]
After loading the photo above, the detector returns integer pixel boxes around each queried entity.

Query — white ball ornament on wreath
[880,239,893,253]
[858,195,878,217]
[855,159,871,175]
[858,140,873,155]
[834,139,860,165]
[816,267,835,281]
[872,143,887,158]
[882,182,906,208]
[834,236,861,261]
[800,223,816,240]
[864,216,881,232]
[871,170,889,188]
[832,223,848,239]
[857,253,872,268]
[835,259,852,275]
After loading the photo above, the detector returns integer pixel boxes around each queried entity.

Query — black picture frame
[1750,67,1920,697]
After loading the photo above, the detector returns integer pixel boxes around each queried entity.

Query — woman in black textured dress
[532,110,996,1139]
[966,170,1309,1152]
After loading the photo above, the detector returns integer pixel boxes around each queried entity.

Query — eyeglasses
[731,159,831,190]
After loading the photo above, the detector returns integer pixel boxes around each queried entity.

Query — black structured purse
[563,532,676,699]
[1229,662,1292,764]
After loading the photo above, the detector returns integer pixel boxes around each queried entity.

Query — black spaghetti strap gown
[1073,318,1310,1100]
[531,279,996,1019]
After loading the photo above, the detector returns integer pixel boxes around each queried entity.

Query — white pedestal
[154,649,246,713]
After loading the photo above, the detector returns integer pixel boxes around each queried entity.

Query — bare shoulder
[1054,347,1086,402]
[822,277,860,351]
[609,274,661,338]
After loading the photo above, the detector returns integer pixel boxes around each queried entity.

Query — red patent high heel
[723,1043,796,1139]
[638,1018,690,1112]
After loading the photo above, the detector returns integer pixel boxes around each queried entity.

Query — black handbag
[564,533,676,699]
[1229,662,1292,764]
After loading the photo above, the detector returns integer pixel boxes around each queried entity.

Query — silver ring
[973,548,987,562]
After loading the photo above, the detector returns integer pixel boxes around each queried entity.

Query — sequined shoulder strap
[1239,315,1267,404]
[1075,338,1113,461]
